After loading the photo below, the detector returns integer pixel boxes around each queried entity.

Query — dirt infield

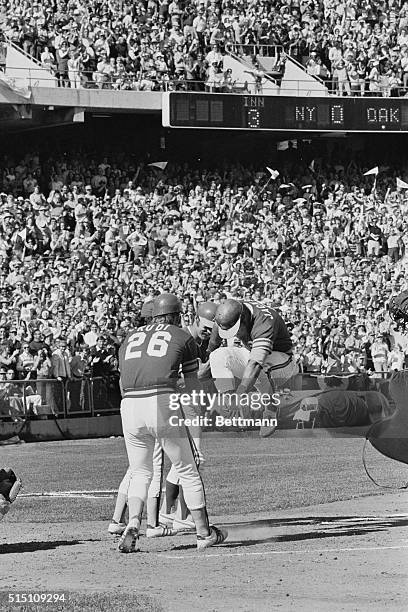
[1,435,408,611]
[1,493,408,611]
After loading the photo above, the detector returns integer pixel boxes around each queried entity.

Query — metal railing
[0,371,396,425]
[225,43,283,61]
[0,375,120,421]
[2,64,408,97]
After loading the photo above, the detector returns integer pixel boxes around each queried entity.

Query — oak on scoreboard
[162,92,408,132]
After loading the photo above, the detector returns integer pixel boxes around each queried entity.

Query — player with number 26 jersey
[119,323,199,393]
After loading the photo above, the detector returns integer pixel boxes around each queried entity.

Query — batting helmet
[197,301,217,325]
[215,299,243,339]
[152,293,182,318]
[140,301,154,320]
[389,290,408,324]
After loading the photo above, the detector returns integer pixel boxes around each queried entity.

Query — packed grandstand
[0,137,406,399]
[3,0,408,94]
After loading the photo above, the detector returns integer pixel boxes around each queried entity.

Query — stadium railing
[225,43,284,59]
[0,371,393,425]
[4,65,408,97]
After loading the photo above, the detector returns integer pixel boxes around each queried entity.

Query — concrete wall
[19,415,123,442]
[6,44,57,88]
[0,84,162,111]
[223,53,280,95]
[280,57,328,97]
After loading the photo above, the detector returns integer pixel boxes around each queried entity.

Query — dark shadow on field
[170,515,408,551]
[0,539,98,554]
[226,515,408,529]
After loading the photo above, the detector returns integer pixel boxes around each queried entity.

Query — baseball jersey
[209,301,293,366]
[119,322,198,394]
[184,325,210,362]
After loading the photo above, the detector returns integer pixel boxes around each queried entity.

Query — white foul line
[159,544,408,560]
[19,489,117,499]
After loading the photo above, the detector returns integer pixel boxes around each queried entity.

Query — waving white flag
[148,161,168,170]
[266,167,279,180]
[363,166,379,176]
[396,177,408,190]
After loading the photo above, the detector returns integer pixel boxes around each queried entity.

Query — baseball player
[162,301,217,529]
[0,468,22,520]
[209,299,298,437]
[110,301,218,537]
[109,301,170,538]
[117,293,227,552]
[368,291,408,465]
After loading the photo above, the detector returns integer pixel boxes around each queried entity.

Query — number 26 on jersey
[125,327,171,360]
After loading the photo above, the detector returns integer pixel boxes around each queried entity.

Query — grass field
[1,431,408,611]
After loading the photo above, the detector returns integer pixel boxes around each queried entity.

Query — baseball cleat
[146,524,177,538]
[118,522,139,553]
[108,521,127,536]
[159,512,176,527]
[172,515,196,532]
[259,409,278,438]
[197,525,228,551]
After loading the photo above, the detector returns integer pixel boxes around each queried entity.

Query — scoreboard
[162,92,408,132]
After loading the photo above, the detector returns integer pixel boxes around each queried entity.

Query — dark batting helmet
[197,301,217,325]
[152,293,182,318]
[140,301,154,320]
[215,299,243,339]
[389,290,408,324]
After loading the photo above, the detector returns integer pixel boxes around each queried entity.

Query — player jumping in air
[117,293,227,553]
[209,299,298,437]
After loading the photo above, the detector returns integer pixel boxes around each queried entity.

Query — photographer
[32,347,53,409]
[69,345,91,412]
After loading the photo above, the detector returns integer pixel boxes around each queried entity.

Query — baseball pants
[118,439,164,499]
[209,346,298,393]
[121,391,205,510]
[166,400,204,486]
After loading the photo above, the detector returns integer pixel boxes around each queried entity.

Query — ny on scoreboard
[163,92,408,132]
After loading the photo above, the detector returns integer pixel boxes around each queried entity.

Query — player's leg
[146,439,164,528]
[176,402,204,528]
[165,466,179,507]
[108,467,131,535]
[118,398,156,553]
[158,391,227,549]
[0,468,22,521]
[260,352,299,437]
[209,346,249,394]
[209,346,252,421]
[145,440,177,537]
[159,431,227,549]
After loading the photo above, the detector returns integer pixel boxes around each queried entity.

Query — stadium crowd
[0,142,406,418]
[3,0,408,95]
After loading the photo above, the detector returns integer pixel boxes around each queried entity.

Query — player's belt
[122,387,176,400]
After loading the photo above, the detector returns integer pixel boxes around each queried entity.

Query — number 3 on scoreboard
[124,331,171,360]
